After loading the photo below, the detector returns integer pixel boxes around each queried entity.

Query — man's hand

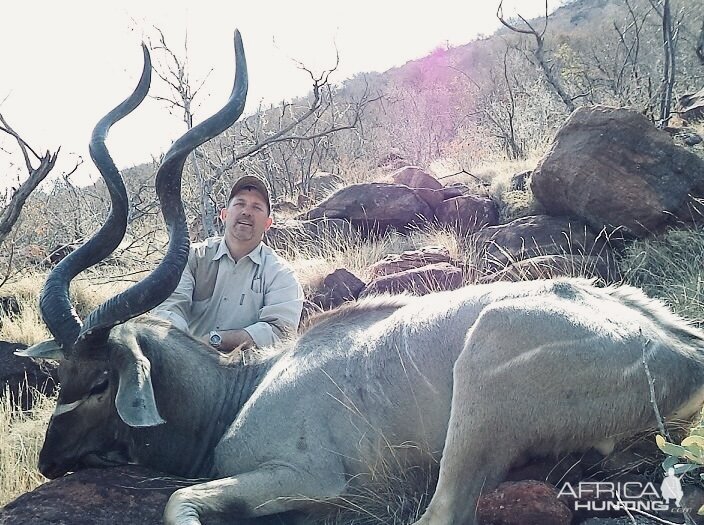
[216,329,255,353]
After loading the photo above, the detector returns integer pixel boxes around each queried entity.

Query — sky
[1,0,556,191]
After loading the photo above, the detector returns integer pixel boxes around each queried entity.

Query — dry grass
[618,227,704,324]
[0,267,137,506]
[0,384,53,506]
[284,223,472,296]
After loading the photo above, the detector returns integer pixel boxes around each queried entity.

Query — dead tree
[497,0,576,113]
[648,0,678,126]
[151,29,376,238]
[697,18,704,64]
[0,112,59,247]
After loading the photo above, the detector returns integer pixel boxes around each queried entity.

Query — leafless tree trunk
[497,0,576,113]
[0,113,59,246]
[697,18,704,64]
[651,0,677,125]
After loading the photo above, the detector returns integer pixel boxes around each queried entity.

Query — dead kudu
[17,32,704,525]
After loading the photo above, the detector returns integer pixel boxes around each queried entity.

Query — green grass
[618,227,704,324]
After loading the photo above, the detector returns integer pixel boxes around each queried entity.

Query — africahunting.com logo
[558,468,686,513]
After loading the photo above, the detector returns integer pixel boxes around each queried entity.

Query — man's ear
[220,207,228,221]
[264,216,273,231]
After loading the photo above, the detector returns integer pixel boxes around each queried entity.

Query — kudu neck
[128,328,275,478]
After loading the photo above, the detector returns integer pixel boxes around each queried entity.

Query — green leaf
[673,463,702,476]
[663,456,679,471]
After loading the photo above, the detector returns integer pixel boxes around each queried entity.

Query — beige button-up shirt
[154,237,304,347]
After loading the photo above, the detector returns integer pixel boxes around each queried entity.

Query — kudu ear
[15,340,65,360]
[108,332,165,427]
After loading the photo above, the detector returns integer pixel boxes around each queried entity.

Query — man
[154,175,304,352]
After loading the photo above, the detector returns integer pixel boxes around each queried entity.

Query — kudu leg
[164,465,345,525]
[414,299,670,525]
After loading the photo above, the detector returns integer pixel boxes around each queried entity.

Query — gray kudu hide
[17,30,704,525]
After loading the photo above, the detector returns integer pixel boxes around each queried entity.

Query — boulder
[310,269,366,310]
[389,166,442,190]
[434,195,499,234]
[306,183,434,233]
[441,183,469,200]
[385,166,445,210]
[531,106,704,237]
[471,215,616,275]
[369,246,459,278]
[0,466,290,525]
[477,480,572,525]
[480,254,621,284]
[361,262,463,297]
[0,341,58,411]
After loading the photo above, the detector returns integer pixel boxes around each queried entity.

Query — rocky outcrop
[481,254,620,284]
[362,262,463,296]
[531,106,704,237]
[434,195,499,234]
[0,466,289,525]
[472,215,616,276]
[306,183,434,233]
[368,246,459,277]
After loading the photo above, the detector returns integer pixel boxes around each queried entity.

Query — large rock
[361,262,463,296]
[477,480,572,525]
[0,341,58,411]
[310,269,366,310]
[369,246,460,278]
[389,166,442,191]
[306,183,434,233]
[531,106,704,237]
[434,195,499,234]
[0,466,290,525]
[481,254,621,284]
[472,215,615,275]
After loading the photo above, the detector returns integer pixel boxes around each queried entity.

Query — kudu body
[18,32,704,525]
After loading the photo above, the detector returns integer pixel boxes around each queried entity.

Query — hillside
[3,0,703,269]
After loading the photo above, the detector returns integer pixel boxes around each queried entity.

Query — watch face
[209,332,222,346]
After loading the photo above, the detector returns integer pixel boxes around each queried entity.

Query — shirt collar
[213,237,264,264]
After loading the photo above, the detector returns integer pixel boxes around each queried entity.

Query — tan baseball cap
[228,175,271,214]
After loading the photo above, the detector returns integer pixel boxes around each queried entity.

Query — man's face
[221,188,272,244]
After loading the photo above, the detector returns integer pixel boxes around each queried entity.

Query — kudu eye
[89,372,110,397]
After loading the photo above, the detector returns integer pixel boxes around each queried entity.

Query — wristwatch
[209,331,223,349]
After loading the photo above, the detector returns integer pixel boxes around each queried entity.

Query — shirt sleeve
[243,263,304,348]
[152,259,195,332]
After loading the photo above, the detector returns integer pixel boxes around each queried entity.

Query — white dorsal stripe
[53,399,84,416]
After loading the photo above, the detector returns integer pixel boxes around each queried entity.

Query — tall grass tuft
[618,227,704,323]
[0,384,52,506]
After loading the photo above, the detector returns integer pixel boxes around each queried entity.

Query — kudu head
[16,31,248,478]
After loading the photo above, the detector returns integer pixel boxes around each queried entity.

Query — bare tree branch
[496,0,576,113]
[0,112,60,247]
